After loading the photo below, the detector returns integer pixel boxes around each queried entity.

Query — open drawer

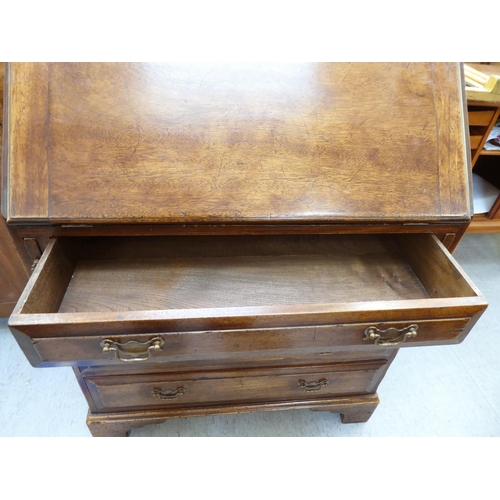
[9,234,487,367]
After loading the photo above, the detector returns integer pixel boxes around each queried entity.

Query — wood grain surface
[3,62,471,224]
[84,361,385,411]
[85,394,381,436]
[1,62,483,436]
[3,63,49,220]
[0,63,31,316]
[58,235,429,313]
[76,348,395,376]
[9,234,486,345]
[26,318,472,368]
[0,222,30,317]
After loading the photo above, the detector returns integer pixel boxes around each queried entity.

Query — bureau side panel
[0,220,30,316]
[3,62,50,221]
[0,63,31,316]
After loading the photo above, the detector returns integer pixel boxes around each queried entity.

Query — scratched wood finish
[4,62,470,224]
[396,233,478,298]
[434,63,472,216]
[2,63,483,435]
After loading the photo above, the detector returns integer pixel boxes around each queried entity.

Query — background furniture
[465,64,500,233]
[2,63,487,436]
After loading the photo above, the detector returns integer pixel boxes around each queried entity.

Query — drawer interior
[18,234,479,313]
[11,233,485,334]
[58,235,432,313]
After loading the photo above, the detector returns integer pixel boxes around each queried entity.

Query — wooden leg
[340,405,378,423]
[310,394,379,423]
[86,394,381,436]
[86,411,176,437]
[86,417,132,437]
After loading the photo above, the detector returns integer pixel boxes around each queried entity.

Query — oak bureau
[2,63,487,436]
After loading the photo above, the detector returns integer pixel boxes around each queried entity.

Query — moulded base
[86,394,380,437]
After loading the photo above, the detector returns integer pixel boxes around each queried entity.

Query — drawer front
[9,233,487,368]
[84,362,386,411]
[24,317,472,367]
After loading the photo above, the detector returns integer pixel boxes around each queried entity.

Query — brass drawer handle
[364,324,418,347]
[100,337,165,362]
[298,378,329,392]
[151,387,186,400]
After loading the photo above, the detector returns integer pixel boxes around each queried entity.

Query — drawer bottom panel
[84,361,387,411]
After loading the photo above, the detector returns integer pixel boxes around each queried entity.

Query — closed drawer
[84,361,386,411]
[9,234,487,367]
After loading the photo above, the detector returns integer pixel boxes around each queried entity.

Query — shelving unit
[465,64,500,233]
[467,214,500,233]
[468,102,500,168]
[479,150,500,156]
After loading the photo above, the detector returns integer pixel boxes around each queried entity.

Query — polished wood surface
[468,213,500,233]
[76,348,395,376]
[9,234,485,335]
[0,219,30,316]
[4,62,471,225]
[85,394,381,436]
[84,361,385,411]
[0,63,31,317]
[468,104,500,167]
[3,63,486,435]
[8,233,486,373]
[58,235,430,313]
[20,318,472,368]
